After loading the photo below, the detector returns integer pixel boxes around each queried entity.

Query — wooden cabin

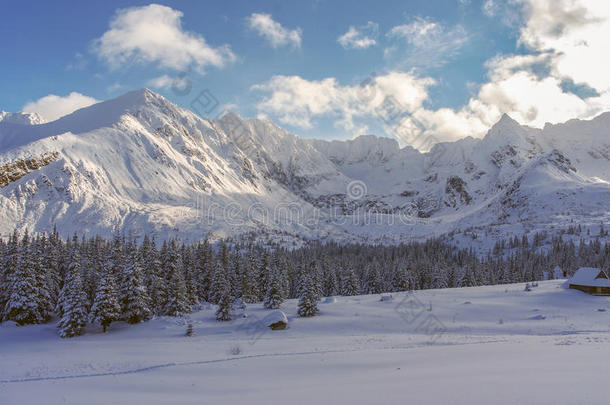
[568,267,610,296]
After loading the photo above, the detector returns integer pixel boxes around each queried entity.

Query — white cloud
[482,0,523,27]
[518,0,610,91]
[246,13,302,49]
[22,92,99,122]
[338,22,378,50]
[147,74,189,90]
[248,1,610,151]
[395,0,610,149]
[252,72,434,131]
[456,0,610,132]
[385,17,469,68]
[94,4,235,72]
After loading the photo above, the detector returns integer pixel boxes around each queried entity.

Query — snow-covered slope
[2,281,609,405]
[0,89,609,242]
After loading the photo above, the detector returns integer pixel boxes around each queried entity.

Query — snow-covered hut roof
[569,268,610,287]
[263,310,288,327]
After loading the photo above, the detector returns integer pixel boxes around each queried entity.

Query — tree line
[1,227,608,337]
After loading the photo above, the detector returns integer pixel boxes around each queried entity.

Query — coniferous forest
[1,227,609,338]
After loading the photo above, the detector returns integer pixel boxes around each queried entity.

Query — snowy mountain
[1,89,609,242]
[0,111,46,126]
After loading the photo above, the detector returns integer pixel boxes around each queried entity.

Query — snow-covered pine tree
[263,270,284,309]
[57,245,88,338]
[229,251,241,301]
[79,236,98,310]
[144,237,166,315]
[210,249,231,305]
[120,239,152,324]
[215,284,233,321]
[32,234,53,322]
[163,239,190,317]
[240,259,259,304]
[322,261,339,297]
[195,239,214,303]
[391,265,410,292]
[45,225,62,307]
[0,230,19,322]
[341,269,360,296]
[239,249,259,303]
[366,266,383,294]
[90,264,121,333]
[3,230,50,325]
[182,244,199,305]
[258,250,272,301]
[109,230,126,299]
[297,273,319,317]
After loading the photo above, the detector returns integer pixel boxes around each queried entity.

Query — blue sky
[2,0,608,148]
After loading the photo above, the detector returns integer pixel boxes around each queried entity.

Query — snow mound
[263,310,288,330]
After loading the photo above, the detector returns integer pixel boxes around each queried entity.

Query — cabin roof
[569,267,610,287]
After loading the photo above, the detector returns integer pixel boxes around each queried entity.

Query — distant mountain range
[1,89,609,243]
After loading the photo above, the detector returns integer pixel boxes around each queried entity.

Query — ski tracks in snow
[0,338,506,384]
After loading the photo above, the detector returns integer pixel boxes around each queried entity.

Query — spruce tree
[240,252,260,303]
[213,253,233,321]
[32,235,53,322]
[3,231,48,325]
[341,269,360,296]
[195,239,214,302]
[297,274,319,317]
[57,247,88,338]
[46,225,62,306]
[90,267,121,333]
[145,238,166,315]
[257,250,271,301]
[1,230,20,320]
[163,240,189,316]
[215,285,233,321]
[120,240,152,324]
[263,271,284,309]
[182,245,199,305]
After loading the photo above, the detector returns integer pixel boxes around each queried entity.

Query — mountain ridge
[0,88,609,244]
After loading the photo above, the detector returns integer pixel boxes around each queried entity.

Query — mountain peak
[495,113,521,128]
[481,112,528,145]
[0,111,46,125]
[108,88,166,109]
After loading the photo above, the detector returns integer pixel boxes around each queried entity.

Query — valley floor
[1,280,609,404]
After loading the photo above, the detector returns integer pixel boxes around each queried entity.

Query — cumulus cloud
[94,4,235,72]
[518,0,610,91]
[385,17,469,68]
[254,1,610,151]
[390,0,610,149]
[460,0,610,132]
[338,21,379,49]
[246,13,302,49]
[252,72,434,131]
[22,92,99,122]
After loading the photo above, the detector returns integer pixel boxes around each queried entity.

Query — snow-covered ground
[1,280,609,404]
